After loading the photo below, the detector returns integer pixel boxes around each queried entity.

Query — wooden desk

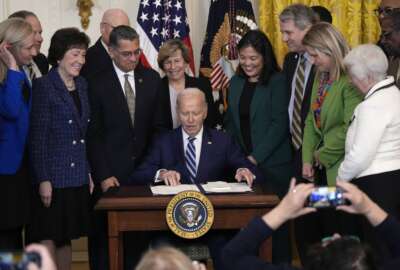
[95,185,279,270]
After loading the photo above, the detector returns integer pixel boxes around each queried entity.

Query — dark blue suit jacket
[29,68,90,188]
[0,70,31,174]
[130,127,259,184]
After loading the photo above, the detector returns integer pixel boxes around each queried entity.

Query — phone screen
[308,186,345,208]
[0,252,23,270]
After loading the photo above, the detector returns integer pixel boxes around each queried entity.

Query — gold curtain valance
[258,0,381,66]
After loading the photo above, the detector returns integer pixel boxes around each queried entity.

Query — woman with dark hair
[224,29,292,263]
[28,27,91,270]
[225,29,292,197]
[0,18,35,249]
[157,39,219,129]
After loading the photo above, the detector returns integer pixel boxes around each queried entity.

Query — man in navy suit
[130,88,257,270]
[131,88,256,187]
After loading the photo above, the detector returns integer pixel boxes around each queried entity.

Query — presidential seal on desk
[166,190,214,239]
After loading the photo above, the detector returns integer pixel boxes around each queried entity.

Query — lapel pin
[208,141,212,145]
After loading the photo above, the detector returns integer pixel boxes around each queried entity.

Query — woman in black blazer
[157,39,219,129]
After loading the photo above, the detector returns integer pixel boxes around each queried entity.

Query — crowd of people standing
[1,1,400,270]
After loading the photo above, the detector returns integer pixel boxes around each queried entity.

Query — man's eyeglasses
[374,7,400,17]
[116,48,142,59]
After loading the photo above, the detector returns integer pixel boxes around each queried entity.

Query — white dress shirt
[154,127,204,181]
[169,85,181,128]
[338,76,400,180]
[112,62,136,96]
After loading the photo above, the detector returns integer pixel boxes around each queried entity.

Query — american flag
[136,0,195,75]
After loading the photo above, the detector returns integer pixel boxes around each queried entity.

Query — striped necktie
[291,55,306,150]
[124,74,135,126]
[185,137,197,183]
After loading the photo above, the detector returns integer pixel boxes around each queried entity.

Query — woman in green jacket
[225,30,292,197]
[224,30,292,264]
[301,23,362,186]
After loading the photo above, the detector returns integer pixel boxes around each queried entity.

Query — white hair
[343,44,388,82]
[176,88,207,109]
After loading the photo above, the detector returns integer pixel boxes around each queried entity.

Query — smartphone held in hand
[307,186,346,208]
[0,252,41,270]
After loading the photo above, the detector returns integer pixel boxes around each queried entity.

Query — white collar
[365,76,395,99]
[182,126,204,141]
[112,62,134,78]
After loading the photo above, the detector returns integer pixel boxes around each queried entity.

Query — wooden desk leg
[109,236,118,270]
[108,212,124,270]
[259,236,273,262]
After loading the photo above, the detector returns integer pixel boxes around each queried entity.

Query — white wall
[0,0,258,74]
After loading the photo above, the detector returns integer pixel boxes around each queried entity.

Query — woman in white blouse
[338,44,400,259]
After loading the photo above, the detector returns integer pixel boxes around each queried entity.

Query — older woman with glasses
[157,39,219,130]
[338,44,400,259]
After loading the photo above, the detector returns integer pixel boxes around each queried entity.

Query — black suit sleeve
[225,134,260,180]
[33,53,49,75]
[86,82,112,183]
[152,75,170,134]
[222,217,298,270]
[197,77,219,128]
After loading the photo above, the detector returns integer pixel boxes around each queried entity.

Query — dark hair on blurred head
[48,27,90,67]
[8,10,37,19]
[305,237,377,270]
[236,29,280,85]
[109,25,139,48]
[311,6,333,23]
[387,9,400,31]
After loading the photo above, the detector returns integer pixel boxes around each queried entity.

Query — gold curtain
[259,0,381,66]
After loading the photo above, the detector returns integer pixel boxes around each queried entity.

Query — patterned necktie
[27,63,36,83]
[124,74,135,126]
[291,55,306,150]
[185,137,197,183]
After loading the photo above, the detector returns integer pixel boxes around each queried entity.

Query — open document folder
[150,181,253,195]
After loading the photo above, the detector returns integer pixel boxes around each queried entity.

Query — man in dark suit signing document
[131,88,257,187]
[130,88,258,270]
